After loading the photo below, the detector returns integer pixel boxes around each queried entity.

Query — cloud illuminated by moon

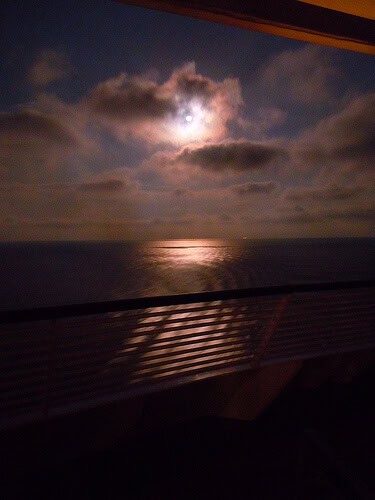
[87,62,243,146]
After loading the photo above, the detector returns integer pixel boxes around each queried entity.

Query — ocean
[0,238,374,311]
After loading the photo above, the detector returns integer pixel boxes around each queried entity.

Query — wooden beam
[298,1,375,21]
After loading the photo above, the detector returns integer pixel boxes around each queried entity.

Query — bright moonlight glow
[173,99,211,143]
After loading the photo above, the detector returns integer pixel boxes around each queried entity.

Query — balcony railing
[1,279,374,431]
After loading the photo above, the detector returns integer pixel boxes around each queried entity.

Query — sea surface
[0,238,374,311]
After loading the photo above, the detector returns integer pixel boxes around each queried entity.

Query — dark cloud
[261,207,319,224]
[233,181,277,195]
[261,45,335,105]
[297,93,375,167]
[149,216,192,226]
[28,49,72,87]
[174,69,216,103]
[168,62,242,108]
[218,213,233,222]
[1,217,132,230]
[174,141,285,172]
[90,65,222,123]
[284,184,365,202]
[0,109,79,147]
[174,188,191,197]
[323,207,375,221]
[78,179,126,192]
[0,182,72,194]
[87,74,176,122]
[261,205,375,225]
[282,212,319,224]
[238,108,287,137]
[0,106,89,183]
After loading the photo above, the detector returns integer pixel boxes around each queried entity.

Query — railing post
[44,318,56,423]
[255,295,290,366]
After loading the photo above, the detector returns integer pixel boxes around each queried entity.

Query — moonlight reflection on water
[148,239,229,266]
[0,239,373,310]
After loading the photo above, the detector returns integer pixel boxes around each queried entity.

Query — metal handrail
[1,278,374,431]
[1,279,374,324]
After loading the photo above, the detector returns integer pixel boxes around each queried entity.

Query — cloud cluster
[260,205,375,226]
[87,74,175,123]
[1,45,373,240]
[86,62,242,144]
[28,49,72,87]
[0,108,79,147]
[284,183,365,202]
[261,45,336,105]
[172,140,285,172]
[233,181,277,195]
[297,92,375,169]
[78,179,127,193]
[0,105,87,182]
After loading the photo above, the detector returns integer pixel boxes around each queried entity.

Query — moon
[173,100,211,143]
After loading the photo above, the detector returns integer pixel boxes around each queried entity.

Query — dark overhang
[116,0,375,54]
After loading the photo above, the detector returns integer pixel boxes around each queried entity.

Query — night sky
[0,0,374,240]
